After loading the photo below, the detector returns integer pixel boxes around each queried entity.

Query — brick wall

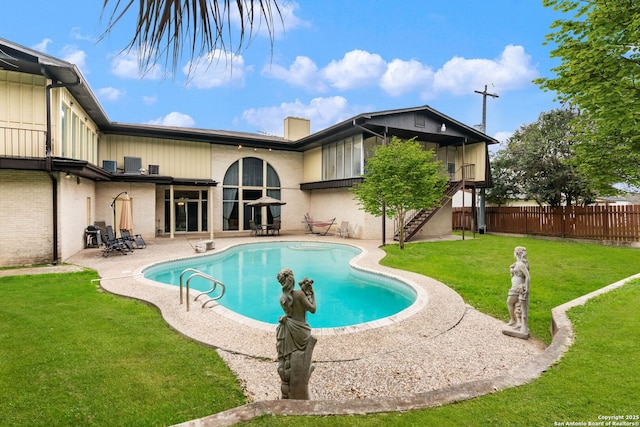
[0,170,53,266]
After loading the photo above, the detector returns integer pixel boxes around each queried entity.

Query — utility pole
[474,85,499,133]
[474,85,498,234]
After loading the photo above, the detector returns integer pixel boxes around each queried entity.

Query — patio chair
[267,219,281,236]
[249,220,263,236]
[120,229,146,249]
[303,214,336,236]
[337,221,349,238]
[102,225,131,257]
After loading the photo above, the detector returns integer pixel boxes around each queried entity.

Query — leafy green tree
[487,109,597,206]
[101,0,282,73]
[352,137,448,249]
[485,151,519,206]
[537,0,640,192]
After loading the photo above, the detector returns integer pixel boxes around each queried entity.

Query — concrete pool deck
[65,234,547,423]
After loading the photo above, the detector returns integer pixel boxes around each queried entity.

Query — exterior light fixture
[440,123,447,132]
[65,172,72,180]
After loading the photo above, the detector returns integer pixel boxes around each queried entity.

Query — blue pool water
[143,241,416,328]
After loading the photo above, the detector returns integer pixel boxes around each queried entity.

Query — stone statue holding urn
[275,269,317,399]
[503,246,530,339]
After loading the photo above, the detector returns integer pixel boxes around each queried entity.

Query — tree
[536,0,640,192]
[485,152,519,206]
[351,137,448,249]
[100,0,283,74]
[487,109,597,206]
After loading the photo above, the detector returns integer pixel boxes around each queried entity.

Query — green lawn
[0,271,246,426]
[380,234,640,342]
[2,235,639,426]
[245,279,640,426]
[242,235,640,426]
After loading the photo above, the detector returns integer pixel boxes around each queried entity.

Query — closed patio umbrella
[119,193,133,233]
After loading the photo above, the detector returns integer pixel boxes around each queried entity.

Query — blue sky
[3,1,562,143]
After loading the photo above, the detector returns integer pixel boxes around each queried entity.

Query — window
[222,157,281,231]
[164,189,208,233]
[321,134,364,180]
[59,102,99,164]
[60,104,69,157]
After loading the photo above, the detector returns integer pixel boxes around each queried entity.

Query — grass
[2,235,639,426]
[0,270,246,426]
[244,279,640,426]
[241,235,640,426]
[380,234,640,342]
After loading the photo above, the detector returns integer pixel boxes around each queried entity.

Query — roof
[1,38,498,151]
[0,38,111,127]
[289,105,499,149]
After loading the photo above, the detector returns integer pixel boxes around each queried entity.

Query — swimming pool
[143,241,418,329]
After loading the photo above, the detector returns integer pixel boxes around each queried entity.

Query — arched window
[222,157,281,231]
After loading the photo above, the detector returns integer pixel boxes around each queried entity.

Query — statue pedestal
[502,326,529,340]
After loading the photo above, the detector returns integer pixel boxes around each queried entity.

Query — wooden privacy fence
[453,205,640,242]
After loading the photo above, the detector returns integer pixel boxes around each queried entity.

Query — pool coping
[135,239,429,336]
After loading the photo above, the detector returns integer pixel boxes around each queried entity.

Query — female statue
[275,268,317,399]
[505,246,530,337]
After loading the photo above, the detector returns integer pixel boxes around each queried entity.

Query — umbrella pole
[110,191,128,229]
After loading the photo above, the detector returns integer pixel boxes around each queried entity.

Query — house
[0,38,497,267]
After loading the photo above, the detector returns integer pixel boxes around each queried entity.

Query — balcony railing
[0,126,47,158]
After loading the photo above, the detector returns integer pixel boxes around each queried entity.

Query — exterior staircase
[394,181,464,242]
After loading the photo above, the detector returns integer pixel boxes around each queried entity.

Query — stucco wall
[95,182,157,241]
[305,188,391,240]
[410,202,453,239]
[306,187,453,241]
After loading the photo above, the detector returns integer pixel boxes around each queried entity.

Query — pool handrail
[179,268,225,311]
[195,276,226,307]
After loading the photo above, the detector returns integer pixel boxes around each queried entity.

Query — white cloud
[96,87,125,102]
[381,59,434,97]
[61,45,87,72]
[110,50,163,80]
[494,130,513,143]
[434,45,537,95]
[32,39,52,53]
[322,50,386,90]
[230,0,309,39]
[266,45,537,98]
[70,27,95,42]
[262,56,326,91]
[146,112,195,127]
[143,95,157,105]
[183,50,248,89]
[241,96,361,136]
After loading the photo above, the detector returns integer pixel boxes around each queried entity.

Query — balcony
[0,126,46,158]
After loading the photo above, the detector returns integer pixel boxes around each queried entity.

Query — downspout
[352,121,388,245]
[45,70,81,265]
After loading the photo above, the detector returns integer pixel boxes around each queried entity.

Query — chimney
[284,117,310,141]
